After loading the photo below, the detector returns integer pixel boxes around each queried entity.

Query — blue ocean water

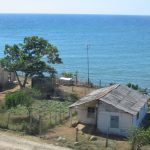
[0,14,150,88]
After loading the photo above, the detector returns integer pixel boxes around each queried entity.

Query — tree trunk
[15,71,23,88]
[15,72,28,89]
[22,73,28,88]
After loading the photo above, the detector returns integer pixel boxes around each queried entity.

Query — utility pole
[75,71,78,85]
[87,44,90,86]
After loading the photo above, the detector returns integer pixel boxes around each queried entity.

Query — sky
[0,0,150,15]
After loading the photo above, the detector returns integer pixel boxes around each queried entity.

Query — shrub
[5,90,32,109]
[62,72,74,78]
[129,127,150,150]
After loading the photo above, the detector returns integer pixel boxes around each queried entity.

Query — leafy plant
[62,72,74,78]
[129,127,150,150]
[5,90,32,109]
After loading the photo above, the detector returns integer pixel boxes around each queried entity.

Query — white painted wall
[76,100,148,137]
[97,102,133,137]
[76,101,97,125]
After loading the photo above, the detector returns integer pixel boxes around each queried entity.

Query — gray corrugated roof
[69,84,119,107]
[70,84,150,115]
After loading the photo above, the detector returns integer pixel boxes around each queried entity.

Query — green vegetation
[5,90,32,109]
[62,71,74,78]
[0,36,62,88]
[129,127,150,150]
[127,83,148,95]
[0,99,71,135]
[0,88,73,135]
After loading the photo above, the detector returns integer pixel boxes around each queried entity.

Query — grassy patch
[0,99,71,134]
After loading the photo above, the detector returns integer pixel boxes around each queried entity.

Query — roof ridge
[96,84,120,100]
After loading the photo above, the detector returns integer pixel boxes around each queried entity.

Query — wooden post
[105,128,109,147]
[29,112,32,133]
[55,112,57,125]
[69,108,72,127]
[49,112,52,125]
[39,115,42,135]
[99,80,101,88]
[75,128,78,142]
[7,112,10,128]
[62,110,64,120]
[75,71,78,85]
[84,87,86,96]
[59,107,61,123]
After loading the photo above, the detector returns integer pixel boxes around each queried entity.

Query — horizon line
[0,12,150,17]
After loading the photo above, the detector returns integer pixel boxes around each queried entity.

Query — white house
[69,84,149,137]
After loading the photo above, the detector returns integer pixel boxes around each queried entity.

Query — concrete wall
[97,102,132,137]
[77,101,97,125]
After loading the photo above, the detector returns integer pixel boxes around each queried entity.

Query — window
[87,107,95,118]
[110,116,119,128]
[137,112,139,120]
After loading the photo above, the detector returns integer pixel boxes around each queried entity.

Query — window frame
[87,107,95,118]
[110,115,119,128]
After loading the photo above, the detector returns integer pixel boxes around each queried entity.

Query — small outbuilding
[69,84,149,137]
[59,77,73,86]
[0,67,16,91]
[31,77,56,98]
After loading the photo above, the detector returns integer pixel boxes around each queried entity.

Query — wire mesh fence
[0,100,71,135]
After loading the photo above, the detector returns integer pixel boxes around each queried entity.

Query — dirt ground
[59,85,96,98]
[42,122,131,150]
[0,130,71,150]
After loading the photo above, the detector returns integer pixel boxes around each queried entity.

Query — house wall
[97,102,132,137]
[132,102,148,127]
[0,67,16,85]
[77,101,97,125]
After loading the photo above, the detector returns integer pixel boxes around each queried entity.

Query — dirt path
[0,85,20,101]
[0,131,71,150]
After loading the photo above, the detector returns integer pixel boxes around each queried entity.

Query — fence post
[29,111,32,133]
[105,128,109,147]
[69,109,72,127]
[59,106,61,123]
[7,112,10,129]
[39,115,42,135]
[49,112,52,125]
[55,112,57,125]
[75,128,78,142]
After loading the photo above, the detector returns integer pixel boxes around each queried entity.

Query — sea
[0,14,150,89]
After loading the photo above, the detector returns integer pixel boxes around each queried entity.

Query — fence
[0,100,70,135]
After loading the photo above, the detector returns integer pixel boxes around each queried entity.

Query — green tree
[62,72,74,78]
[0,36,62,88]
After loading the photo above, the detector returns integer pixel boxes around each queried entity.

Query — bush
[5,90,32,109]
[62,72,74,78]
[66,93,78,102]
[129,127,150,150]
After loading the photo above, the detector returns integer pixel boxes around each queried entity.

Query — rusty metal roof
[69,84,149,115]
